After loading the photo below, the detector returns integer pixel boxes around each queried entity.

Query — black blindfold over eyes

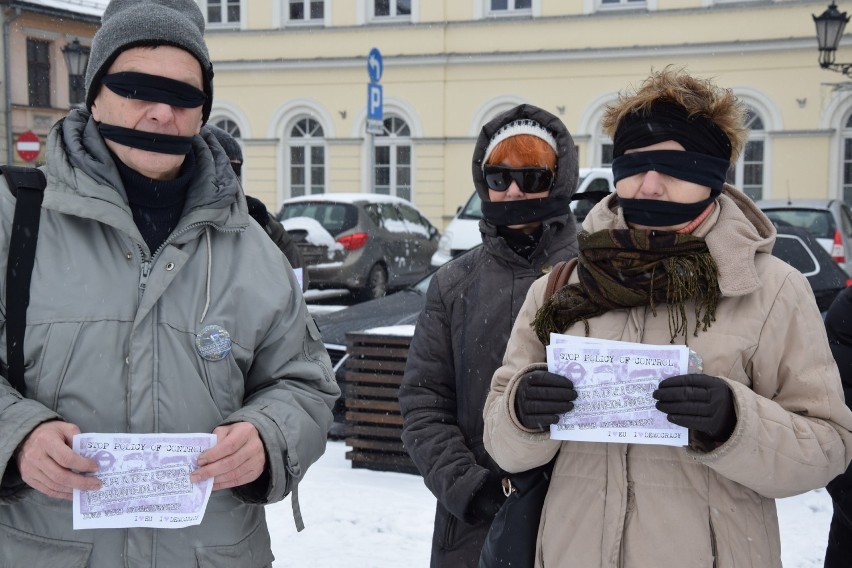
[483,165,554,194]
[611,150,729,193]
[102,72,207,108]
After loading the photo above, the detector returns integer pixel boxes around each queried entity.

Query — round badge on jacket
[195,324,232,361]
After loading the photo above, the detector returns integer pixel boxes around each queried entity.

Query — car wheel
[356,264,388,301]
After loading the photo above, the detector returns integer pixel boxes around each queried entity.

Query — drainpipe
[4,6,21,164]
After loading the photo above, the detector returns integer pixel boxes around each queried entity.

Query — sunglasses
[483,165,554,194]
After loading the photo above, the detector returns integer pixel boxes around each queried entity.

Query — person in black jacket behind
[824,285,852,568]
[398,104,580,567]
[208,125,309,290]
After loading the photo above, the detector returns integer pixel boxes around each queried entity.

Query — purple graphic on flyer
[546,336,690,446]
[72,433,215,529]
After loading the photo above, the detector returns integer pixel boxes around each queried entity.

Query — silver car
[757,198,852,277]
[278,193,440,300]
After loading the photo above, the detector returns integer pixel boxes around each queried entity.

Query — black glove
[467,471,506,524]
[514,370,577,431]
[653,373,736,443]
[244,195,271,230]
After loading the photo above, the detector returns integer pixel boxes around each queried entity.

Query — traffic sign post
[16,131,41,162]
[367,48,384,191]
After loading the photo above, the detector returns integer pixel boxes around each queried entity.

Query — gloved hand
[514,370,577,431]
[653,373,736,443]
[466,470,506,524]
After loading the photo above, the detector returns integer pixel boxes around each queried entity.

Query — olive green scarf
[533,229,720,345]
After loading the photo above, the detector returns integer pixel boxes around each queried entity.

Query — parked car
[757,198,852,277]
[278,193,440,300]
[770,223,849,314]
[430,167,614,266]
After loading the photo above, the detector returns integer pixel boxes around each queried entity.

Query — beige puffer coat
[483,187,852,568]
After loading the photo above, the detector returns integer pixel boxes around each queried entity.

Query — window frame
[726,108,765,201]
[285,0,325,25]
[487,0,533,16]
[373,115,412,201]
[27,38,51,109]
[201,0,242,27]
[596,0,648,10]
[369,0,414,23]
[287,117,327,198]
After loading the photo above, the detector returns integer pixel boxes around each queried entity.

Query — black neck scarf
[532,229,720,345]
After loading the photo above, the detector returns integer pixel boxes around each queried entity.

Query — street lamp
[61,38,89,77]
[814,2,852,77]
[61,39,90,106]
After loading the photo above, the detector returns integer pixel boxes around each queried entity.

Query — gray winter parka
[0,111,339,568]
[399,104,579,567]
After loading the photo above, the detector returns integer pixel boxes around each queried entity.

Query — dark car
[278,193,440,301]
[315,270,433,437]
[771,223,849,313]
[757,198,852,277]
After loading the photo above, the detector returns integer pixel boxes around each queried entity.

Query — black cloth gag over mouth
[98,123,195,155]
[481,194,569,226]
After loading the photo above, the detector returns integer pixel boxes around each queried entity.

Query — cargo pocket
[0,523,92,568]
[195,521,274,567]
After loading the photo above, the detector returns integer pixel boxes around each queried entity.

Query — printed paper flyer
[72,432,215,529]
[546,335,689,446]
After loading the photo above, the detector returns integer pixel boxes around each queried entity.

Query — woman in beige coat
[483,68,852,568]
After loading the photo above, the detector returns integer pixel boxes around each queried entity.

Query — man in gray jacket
[0,1,339,566]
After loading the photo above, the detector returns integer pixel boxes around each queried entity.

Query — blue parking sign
[368,83,383,120]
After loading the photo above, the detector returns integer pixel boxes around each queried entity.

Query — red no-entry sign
[16,130,40,162]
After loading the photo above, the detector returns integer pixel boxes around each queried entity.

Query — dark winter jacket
[245,194,309,290]
[825,286,852,568]
[398,104,579,567]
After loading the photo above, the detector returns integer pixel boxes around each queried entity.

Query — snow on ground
[266,441,835,568]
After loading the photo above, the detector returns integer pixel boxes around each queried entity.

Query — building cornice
[212,36,828,72]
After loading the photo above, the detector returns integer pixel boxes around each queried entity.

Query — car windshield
[459,193,483,220]
[279,202,359,237]
[762,209,836,240]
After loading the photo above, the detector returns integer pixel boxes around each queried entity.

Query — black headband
[612,101,731,160]
[102,72,207,108]
[611,150,729,193]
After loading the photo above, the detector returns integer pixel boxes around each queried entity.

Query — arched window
[374,116,411,201]
[288,117,326,197]
[726,107,765,201]
[842,114,852,205]
[213,118,241,139]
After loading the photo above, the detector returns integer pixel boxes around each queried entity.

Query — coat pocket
[0,522,92,568]
[194,521,275,568]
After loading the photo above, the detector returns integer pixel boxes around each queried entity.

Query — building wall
[3,5,98,167]
[139,1,852,226]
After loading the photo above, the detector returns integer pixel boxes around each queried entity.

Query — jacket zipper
[135,221,243,300]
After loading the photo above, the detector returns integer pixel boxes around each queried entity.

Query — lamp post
[61,38,89,106]
[814,2,852,77]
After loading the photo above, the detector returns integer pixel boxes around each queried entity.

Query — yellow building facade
[14,1,852,230]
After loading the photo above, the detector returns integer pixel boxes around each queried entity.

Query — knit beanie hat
[208,125,243,163]
[482,118,558,165]
[85,0,214,124]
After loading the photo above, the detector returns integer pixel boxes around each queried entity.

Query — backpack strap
[2,166,46,396]
[544,257,578,301]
